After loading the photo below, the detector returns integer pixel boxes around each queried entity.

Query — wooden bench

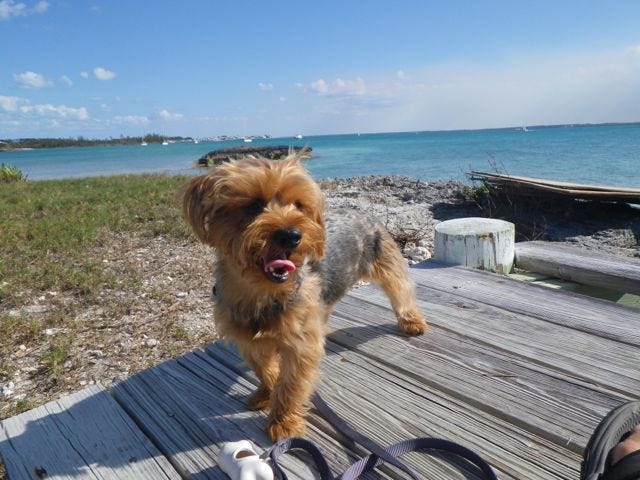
[515,241,640,295]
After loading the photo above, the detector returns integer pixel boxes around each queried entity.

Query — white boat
[141,141,148,146]
[243,137,253,143]
[162,140,169,145]
[294,134,303,139]
[193,139,199,144]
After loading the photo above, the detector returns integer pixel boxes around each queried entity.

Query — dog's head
[182,152,325,287]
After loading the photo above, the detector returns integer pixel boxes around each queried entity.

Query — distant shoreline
[2,121,640,151]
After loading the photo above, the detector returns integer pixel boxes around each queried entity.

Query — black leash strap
[265,392,499,479]
[311,393,421,480]
[266,437,333,480]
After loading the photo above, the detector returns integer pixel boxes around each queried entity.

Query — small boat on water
[243,137,253,143]
[162,140,169,145]
[141,141,148,146]
[294,134,303,139]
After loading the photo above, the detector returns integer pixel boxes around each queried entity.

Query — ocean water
[2,123,640,187]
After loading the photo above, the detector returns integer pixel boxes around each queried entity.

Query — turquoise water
[2,123,640,187]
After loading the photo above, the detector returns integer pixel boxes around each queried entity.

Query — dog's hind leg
[368,230,427,336]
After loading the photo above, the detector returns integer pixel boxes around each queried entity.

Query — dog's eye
[295,201,304,210]
[246,200,265,216]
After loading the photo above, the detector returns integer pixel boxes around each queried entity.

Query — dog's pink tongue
[264,259,296,273]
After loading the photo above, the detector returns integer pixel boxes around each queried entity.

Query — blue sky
[2,1,640,138]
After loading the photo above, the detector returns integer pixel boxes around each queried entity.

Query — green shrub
[0,163,27,183]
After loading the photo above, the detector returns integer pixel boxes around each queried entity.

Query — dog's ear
[181,171,222,244]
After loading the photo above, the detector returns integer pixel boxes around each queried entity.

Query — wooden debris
[469,172,640,204]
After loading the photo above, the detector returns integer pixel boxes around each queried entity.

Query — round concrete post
[434,217,515,274]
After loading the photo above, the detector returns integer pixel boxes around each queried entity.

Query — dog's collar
[212,274,303,336]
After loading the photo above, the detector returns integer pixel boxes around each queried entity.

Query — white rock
[405,246,431,262]
[1,382,15,398]
[23,304,49,314]
[145,338,159,347]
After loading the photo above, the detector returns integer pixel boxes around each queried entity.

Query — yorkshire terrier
[182,152,427,441]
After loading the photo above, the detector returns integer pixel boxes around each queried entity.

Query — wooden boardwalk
[1,260,639,479]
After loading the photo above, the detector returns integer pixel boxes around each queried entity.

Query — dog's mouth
[261,253,296,283]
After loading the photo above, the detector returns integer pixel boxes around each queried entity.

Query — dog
[182,152,427,440]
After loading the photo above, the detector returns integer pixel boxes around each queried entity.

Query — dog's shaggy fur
[182,154,427,440]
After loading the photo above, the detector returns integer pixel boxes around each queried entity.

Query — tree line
[0,134,191,150]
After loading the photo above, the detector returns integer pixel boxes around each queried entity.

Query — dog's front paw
[247,386,271,411]
[267,415,306,441]
[398,310,427,336]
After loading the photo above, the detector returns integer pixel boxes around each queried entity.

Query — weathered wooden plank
[111,350,365,479]
[0,384,180,480]
[515,241,640,295]
[206,340,581,480]
[471,172,640,193]
[348,280,640,396]
[469,171,640,203]
[329,294,629,448]
[412,261,640,346]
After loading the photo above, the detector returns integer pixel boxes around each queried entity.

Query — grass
[0,174,201,427]
[0,174,192,307]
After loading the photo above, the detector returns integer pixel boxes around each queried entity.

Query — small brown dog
[182,153,426,440]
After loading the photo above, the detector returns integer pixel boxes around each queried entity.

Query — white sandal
[218,440,274,480]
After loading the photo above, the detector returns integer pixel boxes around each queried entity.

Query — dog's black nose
[274,228,302,249]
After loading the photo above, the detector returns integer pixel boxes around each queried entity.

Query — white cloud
[93,67,116,81]
[113,115,150,125]
[20,103,89,120]
[308,77,367,96]
[310,79,328,94]
[308,46,640,132]
[158,108,184,121]
[60,75,73,86]
[627,45,640,56]
[396,70,407,80]
[13,71,51,89]
[80,71,89,79]
[258,82,274,91]
[0,0,46,19]
[0,0,25,19]
[32,0,47,13]
[0,95,23,112]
